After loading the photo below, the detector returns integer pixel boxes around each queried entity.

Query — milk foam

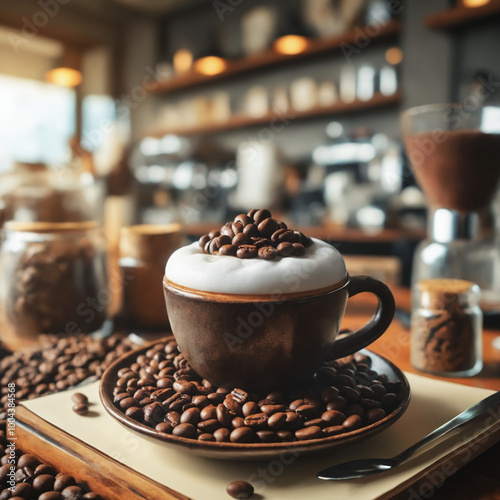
[165,238,346,295]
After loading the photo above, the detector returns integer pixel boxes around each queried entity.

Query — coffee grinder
[401,104,500,322]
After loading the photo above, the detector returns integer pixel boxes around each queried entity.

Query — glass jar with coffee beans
[411,279,483,377]
[0,221,108,350]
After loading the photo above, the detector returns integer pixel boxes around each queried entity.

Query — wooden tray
[15,401,500,500]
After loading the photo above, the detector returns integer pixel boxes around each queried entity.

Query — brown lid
[119,223,183,263]
[416,278,478,309]
[4,220,98,233]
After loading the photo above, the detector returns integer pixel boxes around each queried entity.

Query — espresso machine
[401,104,500,319]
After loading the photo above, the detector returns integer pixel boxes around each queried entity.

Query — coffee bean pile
[0,334,137,420]
[198,209,313,260]
[112,339,404,444]
[0,427,101,500]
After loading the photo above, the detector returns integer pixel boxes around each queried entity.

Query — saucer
[99,340,411,461]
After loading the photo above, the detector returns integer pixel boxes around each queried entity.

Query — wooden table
[346,287,500,500]
[14,287,500,499]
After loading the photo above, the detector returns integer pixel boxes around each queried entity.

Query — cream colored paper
[22,374,498,500]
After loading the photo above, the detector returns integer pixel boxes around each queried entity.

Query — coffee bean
[277,430,294,441]
[200,405,217,421]
[33,474,55,493]
[219,245,237,257]
[258,246,277,260]
[321,410,346,425]
[143,402,165,426]
[295,426,322,440]
[277,242,294,257]
[208,230,220,240]
[216,404,231,427]
[172,423,197,439]
[247,209,258,219]
[216,235,232,248]
[119,397,138,410]
[257,218,279,238]
[197,419,220,433]
[198,433,215,441]
[173,380,197,395]
[296,404,321,419]
[155,422,173,433]
[231,388,248,404]
[292,243,306,256]
[231,222,244,235]
[181,407,201,425]
[326,397,346,412]
[198,234,210,248]
[17,454,39,469]
[236,245,257,259]
[226,480,254,499]
[323,425,345,436]
[165,411,181,427]
[253,209,271,225]
[61,485,85,499]
[304,418,326,428]
[213,428,230,442]
[39,492,64,500]
[72,403,88,415]
[71,393,88,405]
[366,408,386,424]
[230,427,254,443]
[15,467,34,484]
[54,474,76,492]
[380,393,399,407]
[243,413,268,430]
[234,214,252,226]
[243,224,258,238]
[242,402,260,417]
[34,464,57,477]
[251,238,272,249]
[267,412,287,430]
[221,223,234,238]
[343,414,362,431]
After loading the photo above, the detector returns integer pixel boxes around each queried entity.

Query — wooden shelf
[147,19,402,96]
[426,1,500,29]
[145,91,402,137]
[184,219,424,243]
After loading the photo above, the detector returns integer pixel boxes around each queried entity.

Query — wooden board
[15,398,500,500]
[16,406,186,500]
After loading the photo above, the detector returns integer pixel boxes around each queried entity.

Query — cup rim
[163,275,350,302]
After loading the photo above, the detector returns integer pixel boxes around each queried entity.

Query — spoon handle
[395,391,500,464]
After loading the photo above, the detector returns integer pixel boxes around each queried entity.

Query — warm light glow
[45,67,82,87]
[274,35,309,55]
[463,0,490,7]
[173,49,193,74]
[193,56,227,76]
[385,47,403,65]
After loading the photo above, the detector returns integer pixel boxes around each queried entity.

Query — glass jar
[412,209,500,313]
[119,224,183,332]
[0,221,108,349]
[410,278,483,377]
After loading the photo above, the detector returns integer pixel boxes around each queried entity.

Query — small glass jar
[411,278,483,377]
[0,221,108,349]
[119,224,183,332]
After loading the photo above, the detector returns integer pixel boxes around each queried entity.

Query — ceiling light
[45,47,82,87]
[193,56,227,76]
[173,49,193,74]
[274,35,309,55]
[385,47,403,65]
[463,0,490,7]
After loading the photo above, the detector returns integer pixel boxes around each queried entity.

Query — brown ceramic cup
[163,274,395,392]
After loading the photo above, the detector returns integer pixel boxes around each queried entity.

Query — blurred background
[1,0,500,288]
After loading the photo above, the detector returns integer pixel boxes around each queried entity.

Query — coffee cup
[163,233,394,393]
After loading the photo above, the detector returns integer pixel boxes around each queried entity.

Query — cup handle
[329,275,395,359]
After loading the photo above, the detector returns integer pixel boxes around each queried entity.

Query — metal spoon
[318,391,500,481]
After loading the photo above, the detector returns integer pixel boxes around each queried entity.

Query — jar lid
[4,221,98,233]
[119,223,183,263]
[416,278,480,309]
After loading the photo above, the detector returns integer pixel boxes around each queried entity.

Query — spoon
[318,391,500,481]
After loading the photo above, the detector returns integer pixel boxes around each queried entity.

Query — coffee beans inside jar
[0,222,108,349]
[198,209,312,260]
[112,339,404,444]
